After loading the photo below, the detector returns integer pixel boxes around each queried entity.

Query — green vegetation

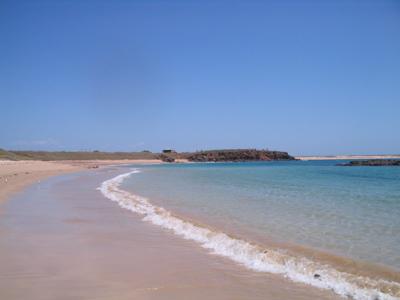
[0,149,158,161]
[0,148,295,162]
[0,149,23,160]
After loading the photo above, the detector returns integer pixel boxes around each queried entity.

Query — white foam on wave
[98,169,400,300]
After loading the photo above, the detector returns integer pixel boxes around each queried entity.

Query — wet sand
[0,166,339,300]
[0,159,163,204]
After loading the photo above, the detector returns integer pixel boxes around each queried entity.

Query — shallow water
[123,161,400,269]
[0,167,339,300]
[111,160,400,299]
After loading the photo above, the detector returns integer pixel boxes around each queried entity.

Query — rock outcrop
[337,159,400,166]
[158,154,175,163]
[185,149,295,162]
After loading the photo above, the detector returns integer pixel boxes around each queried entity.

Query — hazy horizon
[1,1,399,156]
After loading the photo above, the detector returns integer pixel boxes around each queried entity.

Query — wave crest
[98,170,400,300]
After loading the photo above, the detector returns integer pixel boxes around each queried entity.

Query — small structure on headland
[158,149,295,163]
[162,149,176,154]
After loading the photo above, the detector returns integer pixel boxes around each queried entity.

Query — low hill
[0,150,158,161]
[0,149,22,160]
[1,149,295,162]
[183,149,295,162]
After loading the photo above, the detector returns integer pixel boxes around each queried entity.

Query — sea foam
[98,169,400,300]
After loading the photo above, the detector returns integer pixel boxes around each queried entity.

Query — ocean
[100,160,400,300]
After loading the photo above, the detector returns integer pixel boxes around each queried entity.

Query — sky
[0,0,399,155]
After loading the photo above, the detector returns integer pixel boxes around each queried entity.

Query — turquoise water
[121,160,400,270]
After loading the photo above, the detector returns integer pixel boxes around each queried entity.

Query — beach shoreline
[0,159,163,205]
[1,161,399,299]
[0,165,339,300]
[102,168,400,299]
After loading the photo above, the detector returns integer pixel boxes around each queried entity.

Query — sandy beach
[2,0,399,298]
[0,159,162,205]
[0,164,340,300]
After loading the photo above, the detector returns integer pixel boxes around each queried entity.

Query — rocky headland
[161,149,295,162]
[1,148,295,164]
[337,159,400,166]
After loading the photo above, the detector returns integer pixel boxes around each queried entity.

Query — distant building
[162,149,176,153]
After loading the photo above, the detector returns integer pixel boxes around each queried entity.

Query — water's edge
[98,169,400,300]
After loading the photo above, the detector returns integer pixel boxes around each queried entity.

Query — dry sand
[0,159,162,205]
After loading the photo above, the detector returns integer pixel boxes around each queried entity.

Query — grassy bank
[0,149,158,161]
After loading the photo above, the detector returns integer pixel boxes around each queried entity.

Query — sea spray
[98,170,400,300]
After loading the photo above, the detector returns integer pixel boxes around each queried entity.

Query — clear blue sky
[1,0,399,155]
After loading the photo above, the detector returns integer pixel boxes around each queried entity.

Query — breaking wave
[98,170,400,300]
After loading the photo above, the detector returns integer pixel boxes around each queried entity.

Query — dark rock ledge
[337,159,400,166]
